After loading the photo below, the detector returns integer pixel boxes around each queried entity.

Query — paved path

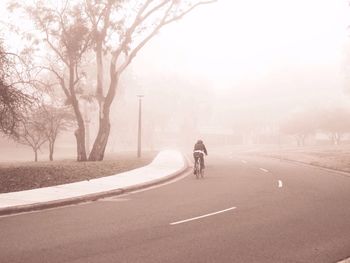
[0,150,187,215]
[0,154,349,262]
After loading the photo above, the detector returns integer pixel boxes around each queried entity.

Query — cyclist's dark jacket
[193,142,207,155]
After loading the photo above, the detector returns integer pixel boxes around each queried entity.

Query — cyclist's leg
[200,154,205,169]
[193,153,198,174]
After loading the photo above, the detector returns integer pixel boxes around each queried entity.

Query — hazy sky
[2,0,349,97]
[2,0,350,156]
[134,0,350,108]
[2,0,350,122]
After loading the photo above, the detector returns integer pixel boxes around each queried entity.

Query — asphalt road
[1,154,349,263]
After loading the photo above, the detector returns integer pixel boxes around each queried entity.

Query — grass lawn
[0,151,157,193]
[251,145,350,173]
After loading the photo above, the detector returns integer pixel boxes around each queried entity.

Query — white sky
[2,0,350,116]
[2,0,350,153]
[2,0,349,87]
[136,0,350,93]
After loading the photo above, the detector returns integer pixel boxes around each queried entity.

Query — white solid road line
[278,180,283,188]
[259,168,269,173]
[170,207,237,225]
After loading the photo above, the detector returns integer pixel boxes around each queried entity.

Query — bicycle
[194,156,204,179]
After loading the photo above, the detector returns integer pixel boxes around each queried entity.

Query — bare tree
[280,111,317,146]
[9,0,216,161]
[317,108,350,145]
[13,109,48,162]
[9,1,93,161]
[0,39,32,136]
[37,104,75,161]
[0,81,30,135]
[84,0,217,161]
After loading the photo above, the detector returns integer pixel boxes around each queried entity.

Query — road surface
[0,154,349,263]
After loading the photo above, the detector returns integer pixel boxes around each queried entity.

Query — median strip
[170,207,237,225]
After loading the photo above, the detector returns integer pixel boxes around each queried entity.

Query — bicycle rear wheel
[195,160,200,179]
[200,167,204,178]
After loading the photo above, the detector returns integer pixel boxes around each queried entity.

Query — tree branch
[117,1,175,73]
[41,66,71,99]
[163,0,217,26]
[114,0,217,74]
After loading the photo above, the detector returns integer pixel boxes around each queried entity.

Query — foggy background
[1,0,350,161]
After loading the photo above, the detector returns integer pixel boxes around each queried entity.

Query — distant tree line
[280,108,350,146]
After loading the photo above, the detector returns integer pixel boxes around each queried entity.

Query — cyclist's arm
[203,145,208,155]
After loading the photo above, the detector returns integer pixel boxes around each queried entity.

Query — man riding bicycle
[193,139,208,173]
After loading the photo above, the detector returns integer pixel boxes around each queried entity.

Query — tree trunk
[88,117,111,161]
[96,40,104,119]
[296,134,306,146]
[69,63,87,161]
[49,140,54,161]
[75,128,87,161]
[335,132,341,145]
[89,73,118,161]
[34,149,38,162]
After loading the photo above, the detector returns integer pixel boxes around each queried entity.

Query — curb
[0,154,190,216]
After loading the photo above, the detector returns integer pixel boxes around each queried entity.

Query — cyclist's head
[197,139,203,144]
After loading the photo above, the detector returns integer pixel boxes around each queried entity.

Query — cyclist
[193,139,208,173]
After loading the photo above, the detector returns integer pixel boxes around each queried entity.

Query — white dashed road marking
[259,168,269,173]
[278,180,283,188]
[170,207,237,225]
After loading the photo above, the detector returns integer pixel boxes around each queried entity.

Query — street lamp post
[137,95,144,158]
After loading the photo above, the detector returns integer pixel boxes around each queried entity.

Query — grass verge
[251,145,350,174]
[0,152,157,193]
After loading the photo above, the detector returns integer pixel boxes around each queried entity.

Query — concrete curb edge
[0,154,190,216]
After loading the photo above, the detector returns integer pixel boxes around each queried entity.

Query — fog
[1,0,350,161]
[107,0,350,152]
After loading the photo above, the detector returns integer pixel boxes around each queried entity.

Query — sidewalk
[0,150,188,216]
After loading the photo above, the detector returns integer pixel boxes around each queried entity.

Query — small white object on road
[170,207,237,225]
[241,160,247,164]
